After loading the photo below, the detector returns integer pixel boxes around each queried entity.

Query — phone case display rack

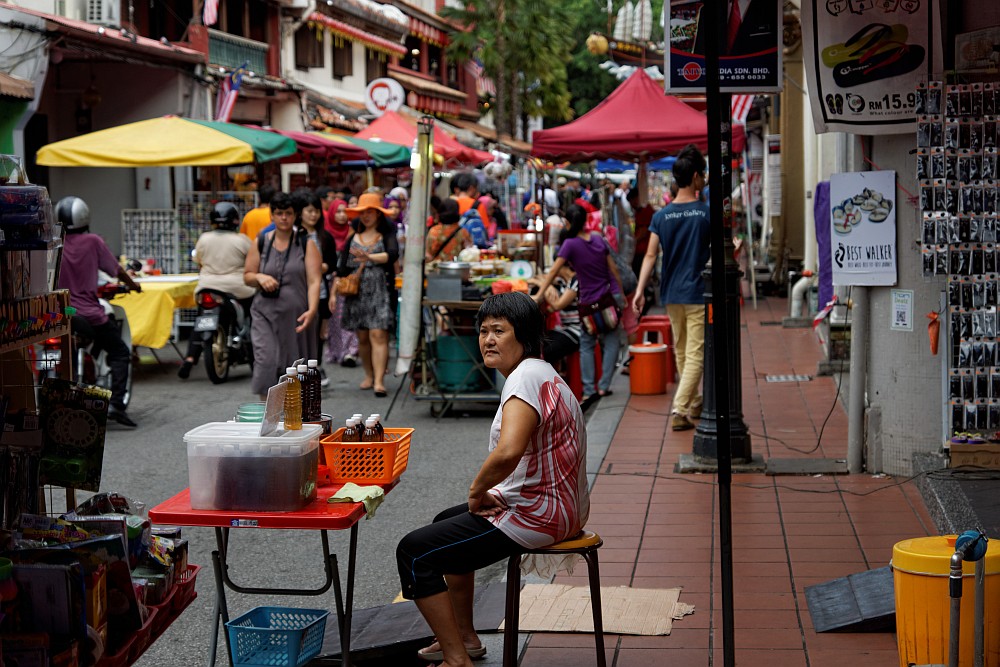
[916,81,1000,441]
[120,209,179,275]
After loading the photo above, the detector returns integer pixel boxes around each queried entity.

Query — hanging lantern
[586,33,609,56]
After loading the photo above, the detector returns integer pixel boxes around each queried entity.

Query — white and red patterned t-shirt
[487,358,590,549]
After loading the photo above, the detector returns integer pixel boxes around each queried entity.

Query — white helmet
[55,196,91,232]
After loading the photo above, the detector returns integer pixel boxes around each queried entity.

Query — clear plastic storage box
[184,422,321,512]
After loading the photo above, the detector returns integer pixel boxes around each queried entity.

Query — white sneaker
[320,368,330,387]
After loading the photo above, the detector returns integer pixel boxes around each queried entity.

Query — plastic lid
[297,364,308,372]
[308,359,318,367]
[346,419,354,427]
[353,413,363,419]
[286,366,297,375]
[365,418,376,428]
[629,343,668,353]
[891,535,1000,576]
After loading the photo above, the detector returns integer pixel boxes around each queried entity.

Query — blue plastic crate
[225,606,329,667]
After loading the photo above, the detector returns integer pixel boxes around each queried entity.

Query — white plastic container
[184,422,321,511]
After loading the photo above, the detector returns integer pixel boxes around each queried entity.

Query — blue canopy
[597,156,675,173]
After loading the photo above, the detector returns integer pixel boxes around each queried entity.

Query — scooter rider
[56,196,142,427]
[178,202,256,379]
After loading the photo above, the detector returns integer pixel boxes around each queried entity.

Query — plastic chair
[564,347,602,401]
[503,530,606,667]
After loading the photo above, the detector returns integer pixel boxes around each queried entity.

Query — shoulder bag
[578,291,620,336]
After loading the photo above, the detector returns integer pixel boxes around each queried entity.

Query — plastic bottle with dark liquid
[283,366,302,430]
[370,414,385,441]
[362,418,379,442]
[296,364,311,420]
[306,359,322,420]
[342,418,357,443]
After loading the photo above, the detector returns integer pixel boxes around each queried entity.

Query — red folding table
[150,482,395,667]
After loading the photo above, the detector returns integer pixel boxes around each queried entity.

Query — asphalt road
[100,350,506,666]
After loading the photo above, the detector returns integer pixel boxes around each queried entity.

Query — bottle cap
[286,366,297,375]
[308,359,318,367]
[346,419,353,427]
[365,418,376,428]
[297,364,308,372]
[353,413,363,419]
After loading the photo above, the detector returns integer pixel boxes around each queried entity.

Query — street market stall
[356,110,493,166]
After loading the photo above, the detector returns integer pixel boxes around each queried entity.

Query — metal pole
[847,286,868,473]
[949,552,964,667]
[975,557,985,667]
[701,2,735,664]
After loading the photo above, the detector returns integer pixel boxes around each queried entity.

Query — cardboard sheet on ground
[502,585,695,635]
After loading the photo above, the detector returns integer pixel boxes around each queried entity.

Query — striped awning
[408,17,447,46]
[308,13,407,57]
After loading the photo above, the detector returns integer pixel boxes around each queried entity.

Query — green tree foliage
[441,0,574,139]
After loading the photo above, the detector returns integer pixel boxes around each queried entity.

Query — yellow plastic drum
[892,535,1000,667]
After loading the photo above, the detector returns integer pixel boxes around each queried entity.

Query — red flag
[214,63,248,122]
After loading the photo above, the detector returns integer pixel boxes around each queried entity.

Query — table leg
[323,531,346,641]
[213,528,234,667]
[342,523,358,667]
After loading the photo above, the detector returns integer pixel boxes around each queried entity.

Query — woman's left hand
[469,491,506,518]
[350,247,369,261]
[295,308,317,333]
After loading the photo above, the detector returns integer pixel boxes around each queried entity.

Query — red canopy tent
[356,111,492,166]
[247,126,371,161]
[530,69,746,162]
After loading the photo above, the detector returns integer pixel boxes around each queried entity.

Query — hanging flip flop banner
[803,0,942,134]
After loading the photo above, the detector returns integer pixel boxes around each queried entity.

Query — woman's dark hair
[269,192,297,213]
[293,191,324,217]
[476,292,544,358]
[559,203,588,245]
[672,144,706,188]
[350,210,394,238]
[437,198,460,225]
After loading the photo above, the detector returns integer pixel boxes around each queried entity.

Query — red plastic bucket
[628,343,667,395]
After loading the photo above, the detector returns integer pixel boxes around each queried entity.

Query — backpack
[460,208,490,249]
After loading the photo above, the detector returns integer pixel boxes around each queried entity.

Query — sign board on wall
[665,0,783,93]
[802,0,942,134]
[830,170,897,286]
[365,78,405,117]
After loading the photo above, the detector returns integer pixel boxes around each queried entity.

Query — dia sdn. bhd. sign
[365,78,405,117]
[665,0,783,93]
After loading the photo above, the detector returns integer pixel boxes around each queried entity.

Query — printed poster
[665,0,783,93]
[803,0,942,134]
[830,170,897,286]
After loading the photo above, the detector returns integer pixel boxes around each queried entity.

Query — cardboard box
[949,442,1000,468]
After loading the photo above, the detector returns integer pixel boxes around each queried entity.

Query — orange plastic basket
[321,428,414,485]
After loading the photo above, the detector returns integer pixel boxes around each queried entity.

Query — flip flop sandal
[833,43,925,88]
[417,643,487,662]
[821,23,907,67]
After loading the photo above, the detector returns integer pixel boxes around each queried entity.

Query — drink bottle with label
[343,418,357,443]
[362,418,379,442]
[283,367,302,430]
[306,359,322,419]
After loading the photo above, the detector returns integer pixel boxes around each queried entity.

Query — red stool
[634,315,676,383]
[565,347,602,401]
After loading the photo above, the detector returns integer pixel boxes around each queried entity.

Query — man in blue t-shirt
[632,145,710,431]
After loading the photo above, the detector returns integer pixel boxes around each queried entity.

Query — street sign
[365,78,405,117]
[665,0,783,93]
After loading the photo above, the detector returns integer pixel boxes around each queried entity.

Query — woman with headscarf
[325,200,360,367]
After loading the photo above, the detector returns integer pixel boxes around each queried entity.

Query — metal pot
[437,261,472,281]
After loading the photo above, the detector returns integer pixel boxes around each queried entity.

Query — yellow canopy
[36,116,297,167]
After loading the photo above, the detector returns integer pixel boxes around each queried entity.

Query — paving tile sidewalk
[518,297,938,666]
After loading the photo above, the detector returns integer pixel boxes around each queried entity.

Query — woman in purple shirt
[533,204,623,401]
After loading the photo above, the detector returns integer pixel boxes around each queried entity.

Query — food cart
[412,230,544,416]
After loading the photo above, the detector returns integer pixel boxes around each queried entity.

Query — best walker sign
[830,170,898,286]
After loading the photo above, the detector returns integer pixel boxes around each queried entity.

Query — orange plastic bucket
[628,343,667,395]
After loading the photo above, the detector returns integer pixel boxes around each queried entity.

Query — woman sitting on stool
[396,292,590,667]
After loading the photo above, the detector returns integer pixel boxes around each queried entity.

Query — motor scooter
[38,279,134,406]
[193,289,253,384]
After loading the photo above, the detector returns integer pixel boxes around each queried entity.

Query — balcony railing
[207,28,268,75]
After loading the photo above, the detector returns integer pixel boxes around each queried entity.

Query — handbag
[578,291,620,336]
[336,259,366,296]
